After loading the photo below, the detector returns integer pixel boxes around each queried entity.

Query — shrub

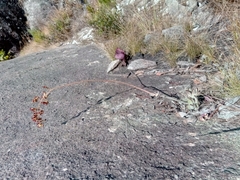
[0,49,11,61]
[29,29,47,44]
[87,0,123,37]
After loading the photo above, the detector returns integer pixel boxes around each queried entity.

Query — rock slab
[0,44,240,179]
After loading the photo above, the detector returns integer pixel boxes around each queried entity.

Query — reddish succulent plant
[115,48,128,66]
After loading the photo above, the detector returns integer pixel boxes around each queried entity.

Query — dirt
[0,44,240,179]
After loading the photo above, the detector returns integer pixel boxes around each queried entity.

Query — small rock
[176,61,195,68]
[199,75,207,82]
[217,97,240,120]
[107,60,121,73]
[143,32,159,44]
[76,27,94,41]
[177,56,189,62]
[127,59,157,71]
[65,27,95,45]
[224,96,240,107]
[162,25,185,39]
[177,111,188,118]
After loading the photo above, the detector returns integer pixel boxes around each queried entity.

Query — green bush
[87,1,123,37]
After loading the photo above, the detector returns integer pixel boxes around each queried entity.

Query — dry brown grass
[208,0,240,97]
[19,41,59,57]
[103,3,173,59]
[103,2,217,66]
[46,8,73,43]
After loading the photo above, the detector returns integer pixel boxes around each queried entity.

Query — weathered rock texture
[23,0,54,30]
[22,0,84,30]
[1,44,240,179]
[0,0,31,55]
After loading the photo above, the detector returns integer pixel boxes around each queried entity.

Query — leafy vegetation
[29,29,47,43]
[87,0,123,37]
[0,49,11,61]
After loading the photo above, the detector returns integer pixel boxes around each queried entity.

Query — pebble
[176,61,195,68]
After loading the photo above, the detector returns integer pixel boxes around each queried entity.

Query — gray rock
[162,25,185,40]
[218,109,240,120]
[127,59,157,70]
[107,59,121,73]
[221,97,240,108]
[217,97,240,120]
[23,0,54,29]
[163,0,197,19]
[164,0,182,16]
[116,0,161,13]
[176,61,195,68]
[0,44,240,179]
[143,32,160,44]
[199,75,207,82]
[191,2,224,35]
[66,27,95,45]
[76,27,94,41]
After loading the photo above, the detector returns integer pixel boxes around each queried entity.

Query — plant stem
[46,79,157,96]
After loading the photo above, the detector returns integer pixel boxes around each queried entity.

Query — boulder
[23,0,54,30]
[0,0,31,56]
[163,0,198,19]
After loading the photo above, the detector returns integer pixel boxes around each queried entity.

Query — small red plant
[30,87,50,127]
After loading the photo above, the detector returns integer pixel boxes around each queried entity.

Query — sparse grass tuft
[185,37,203,61]
[217,2,240,97]
[158,37,184,66]
[103,3,168,58]
[47,9,72,43]
[223,70,240,97]
[29,29,47,44]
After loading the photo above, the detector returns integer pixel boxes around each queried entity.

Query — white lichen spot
[87,61,100,66]
[108,127,117,133]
